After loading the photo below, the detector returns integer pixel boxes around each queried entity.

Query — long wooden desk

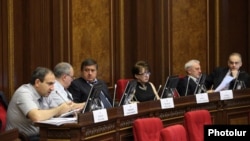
[37,89,250,141]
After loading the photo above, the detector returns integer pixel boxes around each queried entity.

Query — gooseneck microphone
[113,84,117,107]
[185,76,190,96]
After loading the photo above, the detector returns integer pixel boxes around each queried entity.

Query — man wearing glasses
[205,52,250,92]
[49,62,85,111]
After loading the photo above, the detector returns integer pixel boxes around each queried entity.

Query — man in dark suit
[177,59,205,96]
[68,58,113,109]
[205,52,250,91]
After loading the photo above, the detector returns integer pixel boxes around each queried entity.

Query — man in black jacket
[205,52,250,91]
[68,58,113,110]
[177,59,205,96]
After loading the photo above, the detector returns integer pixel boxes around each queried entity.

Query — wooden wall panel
[0,0,10,100]
[171,0,208,75]
[1,0,250,101]
[71,0,114,86]
[217,0,249,71]
[10,0,71,98]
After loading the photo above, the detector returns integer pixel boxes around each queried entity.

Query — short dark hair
[30,67,53,85]
[132,61,150,78]
[80,58,98,71]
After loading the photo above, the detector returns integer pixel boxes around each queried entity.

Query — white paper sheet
[35,117,77,126]
[214,76,234,92]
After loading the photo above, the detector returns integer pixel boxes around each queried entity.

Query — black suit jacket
[205,67,250,90]
[177,76,198,96]
[68,77,113,106]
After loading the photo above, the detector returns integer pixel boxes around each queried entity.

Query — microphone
[154,85,162,100]
[56,90,68,103]
[232,71,240,90]
[184,76,190,96]
[194,74,207,94]
[157,85,162,93]
[113,84,117,107]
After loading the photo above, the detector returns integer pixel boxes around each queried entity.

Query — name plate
[195,93,209,104]
[160,97,174,109]
[93,109,108,123]
[123,103,138,116]
[220,90,233,100]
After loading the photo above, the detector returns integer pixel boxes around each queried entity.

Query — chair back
[0,91,8,132]
[116,79,131,101]
[184,109,212,141]
[133,117,163,141]
[160,124,188,141]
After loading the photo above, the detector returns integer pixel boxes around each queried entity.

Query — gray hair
[184,59,200,70]
[54,62,72,78]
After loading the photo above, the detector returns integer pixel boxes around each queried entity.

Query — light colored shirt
[49,80,73,106]
[6,84,57,136]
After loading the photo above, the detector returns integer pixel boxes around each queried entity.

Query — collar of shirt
[188,75,198,83]
[87,79,98,86]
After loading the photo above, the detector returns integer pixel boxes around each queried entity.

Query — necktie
[65,89,73,101]
[99,92,112,108]
[38,97,50,109]
[38,97,43,108]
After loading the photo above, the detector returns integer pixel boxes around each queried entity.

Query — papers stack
[36,117,77,126]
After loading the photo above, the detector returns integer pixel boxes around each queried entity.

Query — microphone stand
[155,85,162,100]
[185,76,190,96]
[232,71,240,90]
[112,84,117,107]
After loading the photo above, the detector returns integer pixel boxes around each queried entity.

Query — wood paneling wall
[0,0,250,101]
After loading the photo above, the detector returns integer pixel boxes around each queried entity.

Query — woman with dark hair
[131,61,160,102]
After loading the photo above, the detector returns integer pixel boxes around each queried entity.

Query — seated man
[205,52,250,91]
[68,58,113,109]
[49,62,85,114]
[6,67,76,141]
[177,59,206,96]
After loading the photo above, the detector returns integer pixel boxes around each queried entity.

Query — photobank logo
[204,125,250,140]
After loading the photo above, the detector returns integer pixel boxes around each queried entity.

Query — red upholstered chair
[133,117,163,141]
[184,109,212,141]
[115,79,131,101]
[160,124,188,141]
[0,91,8,132]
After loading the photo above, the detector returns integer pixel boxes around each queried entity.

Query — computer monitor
[161,75,180,98]
[118,80,137,106]
[82,83,104,113]
[194,74,207,94]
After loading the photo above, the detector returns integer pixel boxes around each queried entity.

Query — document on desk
[35,117,77,126]
[214,76,234,92]
[58,108,81,118]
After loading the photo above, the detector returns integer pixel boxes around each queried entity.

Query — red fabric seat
[0,102,7,132]
[184,109,212,141]
[0,91,8,132]
[116,79,131,101]
[160,124,188,141]
[133,117,163,141]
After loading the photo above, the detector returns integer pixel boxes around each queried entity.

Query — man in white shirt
[49,62,85,111]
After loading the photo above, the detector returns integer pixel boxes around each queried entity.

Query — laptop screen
[161,75,179,98]
[118,80,137,106]
[81,83,103,113]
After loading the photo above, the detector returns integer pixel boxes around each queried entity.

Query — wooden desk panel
[37,89,250,141]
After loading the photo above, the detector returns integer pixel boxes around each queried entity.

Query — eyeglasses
[138,72,151,76]
[66,74,75,80]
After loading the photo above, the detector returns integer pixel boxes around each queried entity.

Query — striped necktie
[65,89,73,101]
